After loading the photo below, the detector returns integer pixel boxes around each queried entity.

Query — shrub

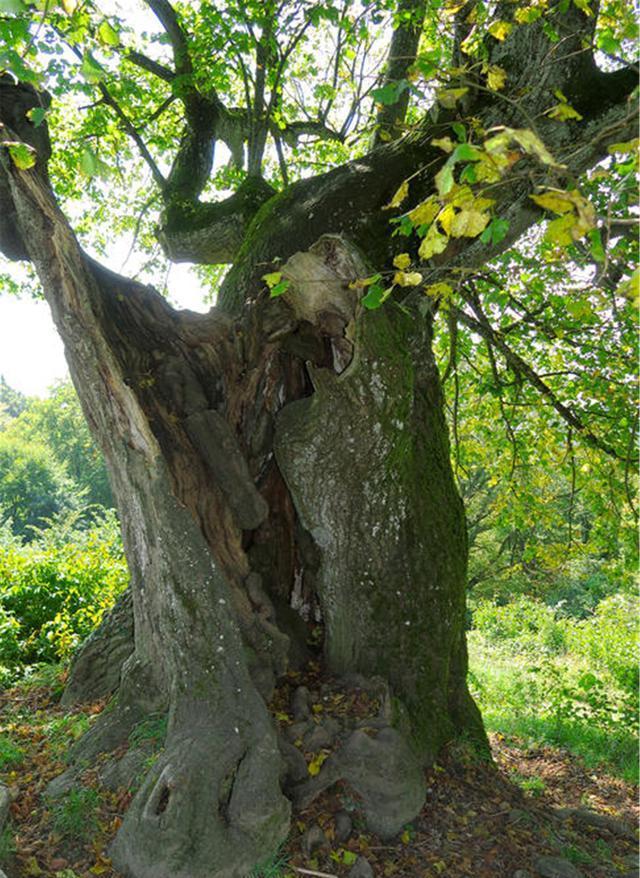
[0,512,128,680]
[569,593,639,694]
[471,596,567,654]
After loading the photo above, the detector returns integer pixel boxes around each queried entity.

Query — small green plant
[52,787,101,840]
[45,713,91,759]
[129,714,168,749]
[0,733,23,769]
[0,825,15,864]
[513,774,546,797]
[249,848,290,878]
[561,844,593,866]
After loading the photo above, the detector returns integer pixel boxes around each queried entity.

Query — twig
[292,868,339,878]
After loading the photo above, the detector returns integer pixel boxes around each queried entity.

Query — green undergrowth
[0,511,128,688]
[468,594,639,784]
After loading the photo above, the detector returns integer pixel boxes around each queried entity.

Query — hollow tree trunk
[2,135,481,876]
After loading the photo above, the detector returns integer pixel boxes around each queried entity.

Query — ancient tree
[0,0,636,875]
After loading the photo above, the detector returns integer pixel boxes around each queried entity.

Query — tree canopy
[0,0,636,474]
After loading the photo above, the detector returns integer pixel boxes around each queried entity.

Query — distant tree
[0,376,26,419]
[5,382,113,509]
[0,433,81,539]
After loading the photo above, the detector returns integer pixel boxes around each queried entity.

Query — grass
[468,632,639,785]
[0,826,15,864]
[0,733,23,769]
[129,713,168,749]
[249,848,291,878]
[52,787,101,841]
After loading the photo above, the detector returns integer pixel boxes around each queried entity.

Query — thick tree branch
[125,49,175,82]
[373,0,426,146]
[145,0,192,76]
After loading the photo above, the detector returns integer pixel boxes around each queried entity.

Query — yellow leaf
[61,0,78,12]
[350,274,382,288]
[438,204,457,234]
[401,829,411,843]
[384,179,409,209]
[408,197,440,226]
[431,136,455,153]
[450,209,490,237]
[488,20,513,41]
[424,282,453,299]
[607,139,639,155]
[393,252,412,270]
[484,127,561,167]
[474,156,504,182]
[544,213,577,246]
[393,271,423,287]
[486,65,507,90]
[572,0,593,15]
[515,6,543,24]
[546,101,583,121]
[262,271,282,287]
[24,859,42,877]
[308,751,329,776]
[530,192,575,214]
[436,87,469,109]
[418,226,449,259]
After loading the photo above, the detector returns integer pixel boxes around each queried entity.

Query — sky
[0,262,209,397]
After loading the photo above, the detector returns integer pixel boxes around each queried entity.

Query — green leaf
[452,123,466,143]
[79,146,98,176]
[27,107,47,127]
[97,21,119,47]
[263,271,290,297]
[7,141,36,169]
[362,283,385,309]
[269,280,290,298]
[588,228,605,263]
[480,217,510,246]
[451,143,484,163]
[0,0,26,12]
[435,163,454,196]
[80,52,106,84]
[597,31,621,55]
[372,80,408,106]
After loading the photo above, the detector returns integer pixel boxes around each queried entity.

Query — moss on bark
[275,297,486,761]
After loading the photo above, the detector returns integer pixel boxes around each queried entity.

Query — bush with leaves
[0,509,128,682]
[568,593,639,695]
[471,596,568,655]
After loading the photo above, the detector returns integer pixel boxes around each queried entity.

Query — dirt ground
[0,676,637,878]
